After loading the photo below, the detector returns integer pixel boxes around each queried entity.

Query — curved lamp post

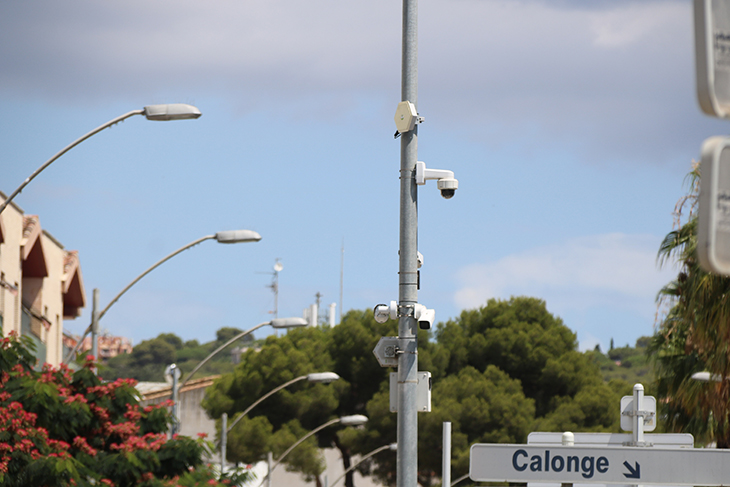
[224,372,340,437]
[179,317,309,390]
[263,414,368,485]
[0,104,201,215]
[171,317,309,436]
[330,442,396,487]
[63,229,261,364]
[219,371,340,472]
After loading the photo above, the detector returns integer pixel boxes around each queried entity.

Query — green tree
[649,164,730,447]
[0,332,242,486]
[203,325,344,486]
[436,297,614,421]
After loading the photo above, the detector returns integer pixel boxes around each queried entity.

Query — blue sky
[1,0,725,351]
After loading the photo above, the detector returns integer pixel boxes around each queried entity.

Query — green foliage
[648,164,730,447]
[102,328,257,383]
[589,337,653,387]
[201,300,617,487]
[0,332,244,486]
[436,297,602,418]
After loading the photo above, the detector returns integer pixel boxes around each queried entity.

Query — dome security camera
[415,161,458,199]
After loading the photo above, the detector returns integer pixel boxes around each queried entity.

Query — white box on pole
[699,136,730,274]
[695,0,730,118]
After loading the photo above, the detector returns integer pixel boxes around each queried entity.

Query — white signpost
[469,384,730,486]
[469,444,730,485]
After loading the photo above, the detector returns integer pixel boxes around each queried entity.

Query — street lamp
[179,317,309,390]
[330,442,396,487]
[0,104,202,215]
[263,415,368,486]
[219,371,340,474]
[63,229,261,364]
[224,372,340,436]
[691,371,724,382]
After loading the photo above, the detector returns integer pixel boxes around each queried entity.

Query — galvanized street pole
[397,0,419,486]
[90,289,99,366]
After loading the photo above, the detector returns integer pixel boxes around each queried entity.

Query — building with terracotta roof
[0,192,86,366]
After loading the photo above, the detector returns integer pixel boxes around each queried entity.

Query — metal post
[90,288,99,368]
[442,422,451,487]
[561,432,574,487]
[266,451,273,487]
[398,1,419,486]
[171,364,180,436]
[633,383,644,445]
[221,412,228,475]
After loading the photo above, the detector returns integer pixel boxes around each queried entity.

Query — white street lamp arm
[0,110,145,215]
[225,375,309,436]
[180,321,269,390]
[63,234,223,364]
[266,418,342,482]
[330,443,395,487]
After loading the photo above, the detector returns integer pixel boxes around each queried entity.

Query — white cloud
[588,3,684,48]
[454,233,676,319]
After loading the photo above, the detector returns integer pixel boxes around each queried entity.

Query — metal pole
[398,0,419,486]
[561,431,574,487]
[221,412,228,474]
[171,364,180,436]
[266,451,273,487]
[91,288,99,368]
[442,422,451,487]
[633,383,645,446]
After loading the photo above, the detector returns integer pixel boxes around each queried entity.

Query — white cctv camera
[374,301,398,324]
[414,304,435,330]
[415,161,458,199]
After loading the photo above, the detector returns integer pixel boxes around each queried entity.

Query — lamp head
[143,103,202,121]
[307,372,340,383]
[270,317,309,329]
[215,230,262,244]
[339,414,368,426]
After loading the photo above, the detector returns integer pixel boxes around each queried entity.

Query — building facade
[0,193,86,366]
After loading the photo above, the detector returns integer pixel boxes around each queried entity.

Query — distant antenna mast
[339,239,344,322]
[259,259,283,318]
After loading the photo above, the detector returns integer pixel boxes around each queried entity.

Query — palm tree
[649,164,730,447]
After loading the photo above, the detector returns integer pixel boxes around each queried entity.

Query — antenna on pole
[257,259,282,319]
[339,239,344,323]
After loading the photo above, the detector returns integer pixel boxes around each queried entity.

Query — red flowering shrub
[0,332,245,487]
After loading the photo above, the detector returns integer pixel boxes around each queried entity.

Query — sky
[1,0,726,353]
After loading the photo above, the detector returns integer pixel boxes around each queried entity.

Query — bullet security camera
[415,161,458,199]
[415,304,435,330]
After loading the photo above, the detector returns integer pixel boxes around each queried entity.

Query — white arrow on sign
[470,444,730,485]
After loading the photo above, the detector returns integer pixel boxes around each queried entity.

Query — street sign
[699,136,730,275]
[528,433,693,449]
[389,371,431,412]
[373,336,399,367]
[695,0,730,118]
[470,444,730,485]
[620,394,656,432]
